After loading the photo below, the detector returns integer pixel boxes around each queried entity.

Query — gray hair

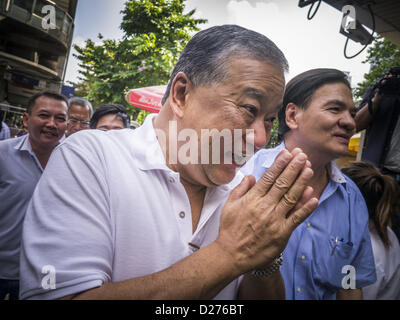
[68,97,93,117]
[161,24,288,105]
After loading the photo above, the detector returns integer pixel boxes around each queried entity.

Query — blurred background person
[0,110,10,140]
[90,104,130,131]
[355,68,400,185]
[342,162,400,300]
[66,97,93,137]
[355,67,400,241]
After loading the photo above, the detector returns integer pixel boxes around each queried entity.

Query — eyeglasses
[68,118,90,128]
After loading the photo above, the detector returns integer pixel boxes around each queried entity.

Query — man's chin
[332,146,351,159]
[39,135,60,147]
[206,166,238,187]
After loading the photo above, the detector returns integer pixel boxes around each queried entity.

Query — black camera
[374,67,400,96]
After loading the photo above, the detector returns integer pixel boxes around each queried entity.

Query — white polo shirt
[19,114,243,300]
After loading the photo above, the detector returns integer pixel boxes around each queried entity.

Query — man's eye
[329,107,340,113]
[242,105,257,116]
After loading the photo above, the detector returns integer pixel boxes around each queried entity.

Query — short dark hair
[90,104,130,129]
[68,97,93,116]
[27,91,68,114]
[278,68,351,139]
[161,24,288,105]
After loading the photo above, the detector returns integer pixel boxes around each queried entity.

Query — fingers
[228,175,256,201]
[265,151,309,204]
[290,185,314,215]
[250,149,293,196]
[273,164,313,217]
[286,197,318,231]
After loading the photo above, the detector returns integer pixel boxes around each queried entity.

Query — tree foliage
[70,0,206,121]
[354,35,400,100]
[266,118,280,149]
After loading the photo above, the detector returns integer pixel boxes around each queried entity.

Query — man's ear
[169,72,191,118]
[285,102,301,130]
[22,112,29,128]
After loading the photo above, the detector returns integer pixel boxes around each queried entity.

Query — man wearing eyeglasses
[66,97,93,137]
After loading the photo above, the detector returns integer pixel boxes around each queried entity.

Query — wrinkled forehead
[69,103,91,114]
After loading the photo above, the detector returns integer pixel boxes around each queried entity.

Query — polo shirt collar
[260,141,347,185]
[133,113,172,172]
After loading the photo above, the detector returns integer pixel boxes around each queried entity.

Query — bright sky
[64,0,373,89]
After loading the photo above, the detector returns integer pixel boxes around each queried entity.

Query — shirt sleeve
[357,86,375,111]
[362,261,384,300]
[19,135,113,300]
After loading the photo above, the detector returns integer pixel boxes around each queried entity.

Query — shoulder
[387,228,400,252]
[334,171,370,227]
[338,170,367,204]
[342,173,362,194]
[0,135,22,153]
[59,129,136,156]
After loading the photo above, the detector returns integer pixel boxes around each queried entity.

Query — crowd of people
[0,24,399,300]
[0,95,130,299]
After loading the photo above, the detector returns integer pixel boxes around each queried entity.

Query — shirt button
[179,211,185,219]
[297,287,301,293]
[301,255,306,260]
[169,176,175,183]
[306,222,311,228]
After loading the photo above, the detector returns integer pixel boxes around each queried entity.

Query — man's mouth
[41,130,58,138]
[333,133,352,143]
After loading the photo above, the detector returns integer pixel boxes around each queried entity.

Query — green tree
[354,35,400,100]
[70,0,206,122]
[266,118,280,149]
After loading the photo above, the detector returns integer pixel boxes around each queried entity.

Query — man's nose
[339,111,356,132]
[76,121,85,128]
[46,117,57,128]
[248,120,268,152]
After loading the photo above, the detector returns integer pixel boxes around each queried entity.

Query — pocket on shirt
[328,236,354,258]
[313,235,355,291]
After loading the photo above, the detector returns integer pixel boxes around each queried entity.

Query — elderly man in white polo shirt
[0,91,68,300]
[19,25,318,300]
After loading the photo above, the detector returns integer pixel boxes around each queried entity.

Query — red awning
[125,85,167,113]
